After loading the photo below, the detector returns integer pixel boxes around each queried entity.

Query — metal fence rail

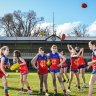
[9,53,92,59]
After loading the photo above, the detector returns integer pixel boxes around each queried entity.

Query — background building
[0,35,95,70]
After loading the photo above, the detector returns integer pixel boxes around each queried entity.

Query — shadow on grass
[82,87,89,88]
[0,86,21,91]
[0,85,76,96]
[30,91,73,96]
[0,86,74,96]
[7,76,18,78]
[93,92,96,94]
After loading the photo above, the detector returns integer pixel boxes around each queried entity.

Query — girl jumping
[67,44,83,92]
[75,47,86,88]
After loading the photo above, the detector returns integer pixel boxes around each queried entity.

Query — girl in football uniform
[67,44,83,92]
[87,41,96,96]
[0,46,10,96]
[60,51,69,83]
[75,47,86,88]
[13,50,32,94]
[47,45,69,96]
[31,47,49,96]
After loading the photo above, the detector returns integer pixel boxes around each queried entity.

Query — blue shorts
[50,69,60,73]
[71,70,78,73]
[92,70,96,74]
[61,66,67,68]
[21,72,28,75]
[78,64,87,69]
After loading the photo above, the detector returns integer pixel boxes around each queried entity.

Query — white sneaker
[45,92,50,96]
[18,91,24,94]
[82,84,86,88]
[67,89,71,92]
[27,90,33,94]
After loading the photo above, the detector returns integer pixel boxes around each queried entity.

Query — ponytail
[13,50,21,63]
[0,46,8,58]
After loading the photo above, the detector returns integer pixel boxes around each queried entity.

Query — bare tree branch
[68,24,89,37]
[0,10,44,37]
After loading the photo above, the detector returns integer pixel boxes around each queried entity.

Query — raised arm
[67,44,74,53]
[81,48,84,56]
[73,48,83,57]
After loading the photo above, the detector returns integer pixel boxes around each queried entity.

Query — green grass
[0,72,96,96]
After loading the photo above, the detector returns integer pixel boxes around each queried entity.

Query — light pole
[51,12,56,41]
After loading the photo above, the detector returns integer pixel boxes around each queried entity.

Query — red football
[81,3,87,8]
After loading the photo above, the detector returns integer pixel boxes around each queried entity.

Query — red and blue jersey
[92,49,96,70]
[70,57,78,70]
[2,55,9,64]
[19,60,28,75]
[0,54,9,69]
[37,54,48,74]
[0,54,9,64]
[0,54,9,77]
[49,52,60,70]
[60,58,67,67]
[77,56,86,66]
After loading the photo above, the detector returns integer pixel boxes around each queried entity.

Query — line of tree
[68,24,89,37]
[0,10,89,37]
[0,10,44,37]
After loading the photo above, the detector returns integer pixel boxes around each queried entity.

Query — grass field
[0,72,96,96]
